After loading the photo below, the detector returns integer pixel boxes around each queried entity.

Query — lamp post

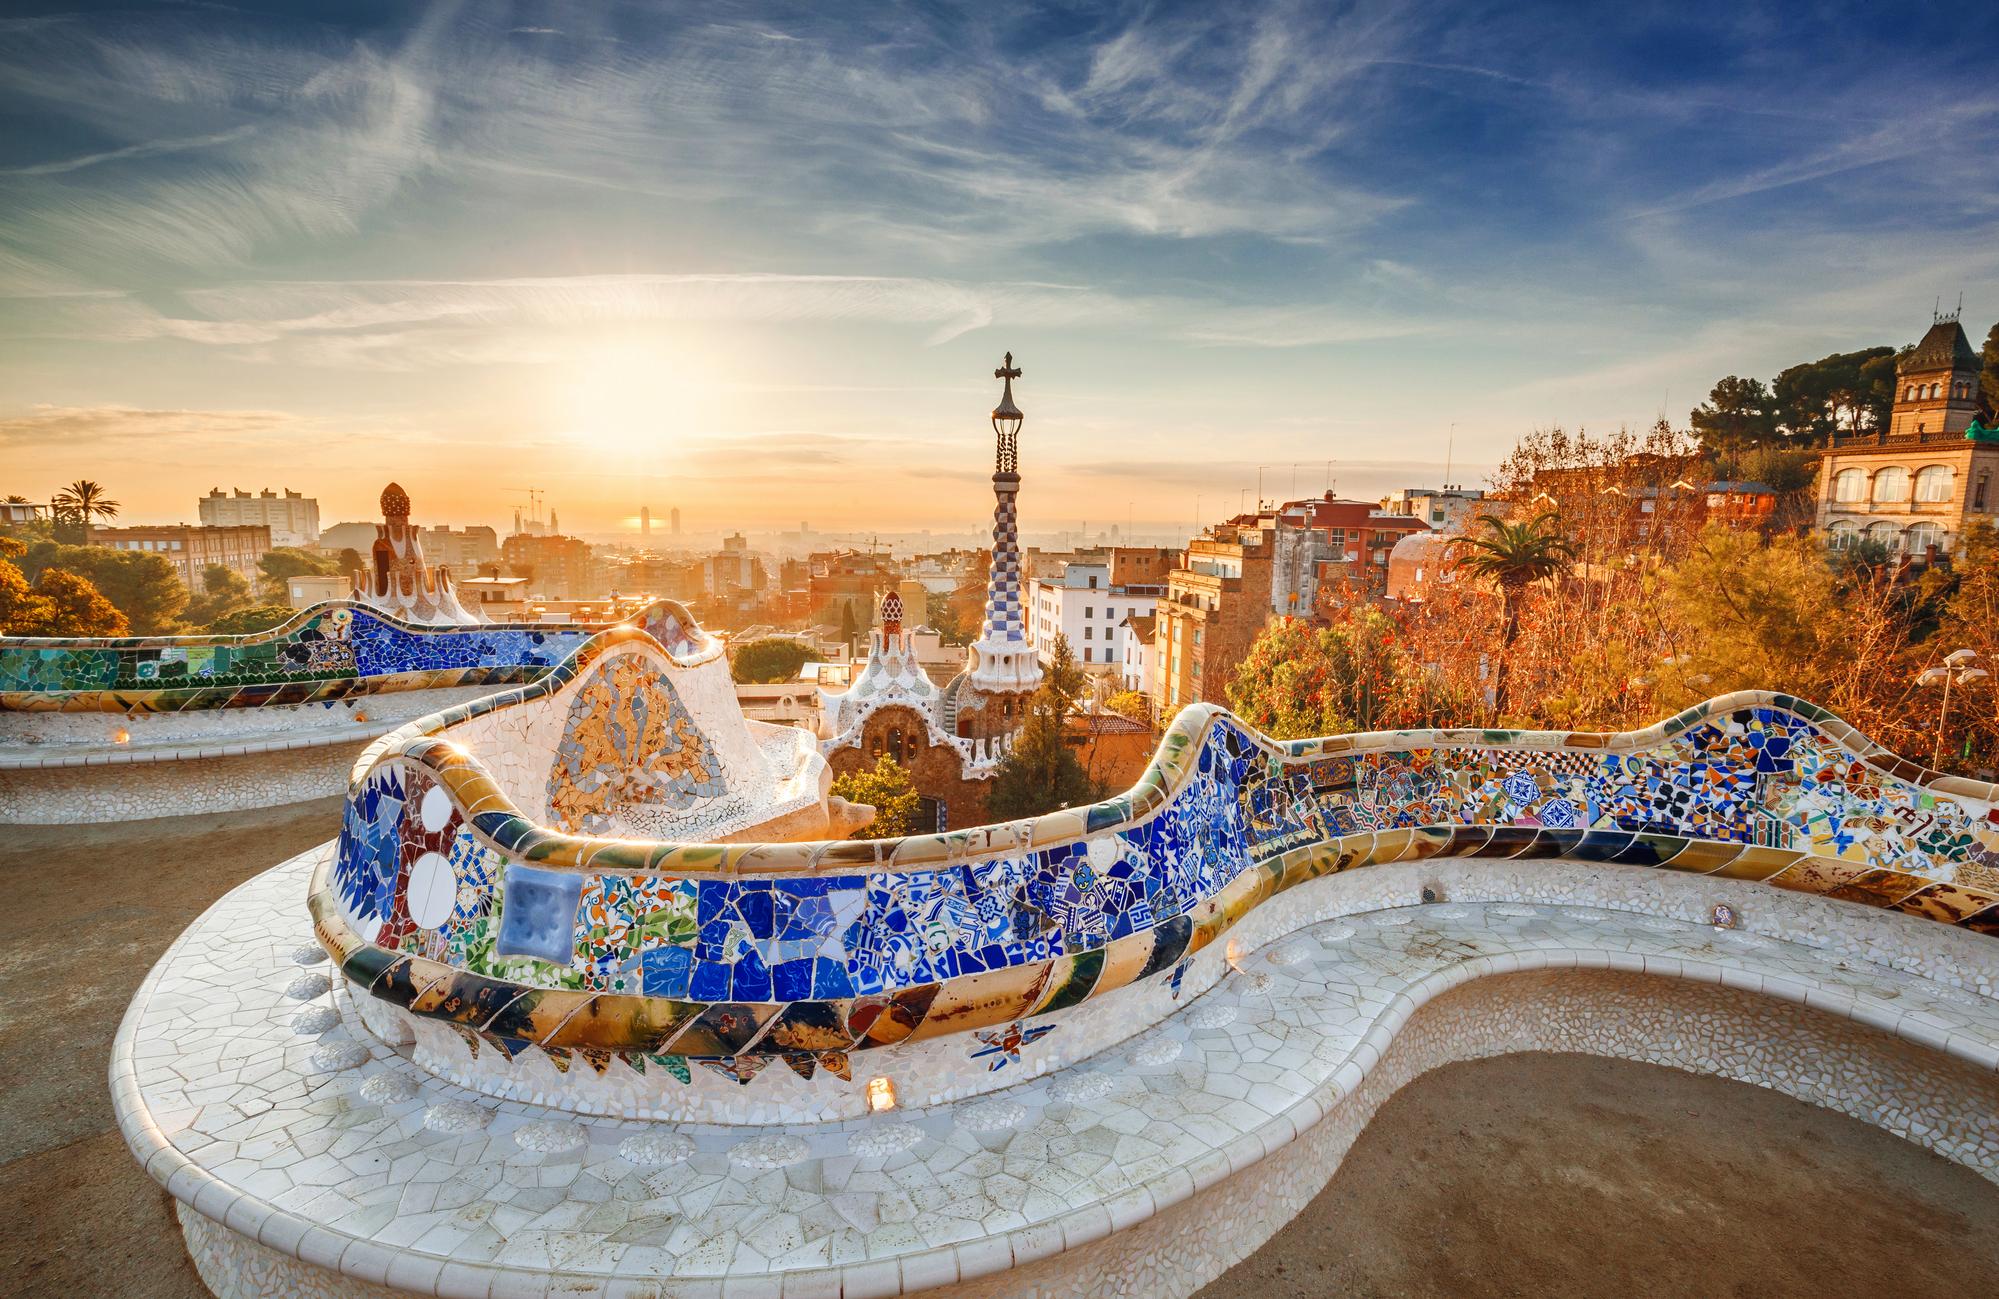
[1918,649,1987,770]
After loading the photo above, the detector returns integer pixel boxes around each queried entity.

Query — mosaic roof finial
[380,482,411,520]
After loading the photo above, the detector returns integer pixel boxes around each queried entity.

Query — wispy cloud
[1,1,1996,529]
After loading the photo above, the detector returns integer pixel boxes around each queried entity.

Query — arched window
[1914,465,1954,503]
[1872,466,1910,503]
[1906,522,1946,555]
[1865,521,1903,552]
[1906,385,1918,401]
[1827,521,1859,549]
[1832,468,1867,502]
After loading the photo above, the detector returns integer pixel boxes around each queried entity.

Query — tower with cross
[961,351,1044,716]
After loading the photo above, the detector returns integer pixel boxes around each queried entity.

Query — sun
[555,335,723,461]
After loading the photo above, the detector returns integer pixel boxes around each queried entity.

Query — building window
[1914,465,1954,503]
[1906,522,1945,555]
[1871,466,1910,503]
[1866,521,1903,552]
[1827,521,1858,549]
[1084,606,1093,618]
[1088,575,1098,589]
[1830,469,1866,503]
[1083,648,1092,662]
[1084,626,1093,639]
[1976,472,1990,511]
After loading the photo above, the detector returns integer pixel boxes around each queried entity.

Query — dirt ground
[5,805,1998,1298]
[0,798,341,1299]
[1201,1051,1999,1299]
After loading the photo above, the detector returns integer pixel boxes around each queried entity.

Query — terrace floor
[5,805,1997,1298]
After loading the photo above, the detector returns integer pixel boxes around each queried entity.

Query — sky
[2,0,1997,539]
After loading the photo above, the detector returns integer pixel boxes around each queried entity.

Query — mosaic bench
[0,600,704,823]
[114,614,1999,1296]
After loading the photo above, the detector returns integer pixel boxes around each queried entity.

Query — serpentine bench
[0,599,699,822]
[113,612,1999,1296]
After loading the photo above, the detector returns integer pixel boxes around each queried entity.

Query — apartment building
[94,524,272,588]
[1024,548,1166,671]
[199,487,319,547]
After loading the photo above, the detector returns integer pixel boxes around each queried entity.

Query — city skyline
[3,1,1997,531]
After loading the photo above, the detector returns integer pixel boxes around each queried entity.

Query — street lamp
[1918,649,1988,769]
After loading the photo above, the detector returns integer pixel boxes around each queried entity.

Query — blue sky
[2,0,1996,535]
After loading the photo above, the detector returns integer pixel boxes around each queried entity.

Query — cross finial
[995,352,1021,381]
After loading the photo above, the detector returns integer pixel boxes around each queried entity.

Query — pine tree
[1981,321,1999,413]
[985,635,1097,820]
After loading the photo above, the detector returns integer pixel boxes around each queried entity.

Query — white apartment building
[1115,613,1154,694]
[1382,485,1486,534]
[199,488,320,547]
[1025,562,1159,672]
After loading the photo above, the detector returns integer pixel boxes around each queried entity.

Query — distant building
[610,552,704,603]
[0,499,44,526]
[284,574,348,609]
[1150,495,1429,717]
[1067,708,1156,790]
[1816,309,1995,558]
[1383,485,1486,533]
[806,549,910,634]
[640,505,651,538]
[94,524,270,588]
[1385,532,1462,602]
[502,532,593,599]
[1152,521,1273,718]
[1694,481,1778,531]
[734,681,821,731]
[316,520,381,555]
[703,533,768,600]
[1025,549,1162,672]
[1116,612,1155,694]
[456,575,531,621]
[670,507,682,535]
[419,525,500,569]
[199,487,319,547]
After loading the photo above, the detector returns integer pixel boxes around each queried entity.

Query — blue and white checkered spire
[967,353,1042,694]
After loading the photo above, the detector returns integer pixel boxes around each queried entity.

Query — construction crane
[504,487,545,531]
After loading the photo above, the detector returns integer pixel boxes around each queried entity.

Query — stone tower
[1890,310,1983,440]
[955,353,1044,738]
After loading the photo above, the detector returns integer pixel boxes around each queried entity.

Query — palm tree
[1449,512,1576,718]
[53,479,119,543]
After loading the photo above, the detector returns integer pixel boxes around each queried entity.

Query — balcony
[1823,427,1971,450]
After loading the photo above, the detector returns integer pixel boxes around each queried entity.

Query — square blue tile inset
[495,864,584,965]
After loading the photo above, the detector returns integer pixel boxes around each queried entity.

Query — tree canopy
[187,563,258,628]
[829,753,923,840]
[1228,608,1447,740]
[1982,322,1999,413]
[731,636,812,683]
[1102,689,1152,724]
[14,541,187,633]
[0,542,129,636]
[257,546,340,598]
[206,605,299,635]
[1689,375,1777,449]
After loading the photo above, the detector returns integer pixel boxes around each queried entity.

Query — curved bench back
[0,598,709,713]
[315,624,1999,1079]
